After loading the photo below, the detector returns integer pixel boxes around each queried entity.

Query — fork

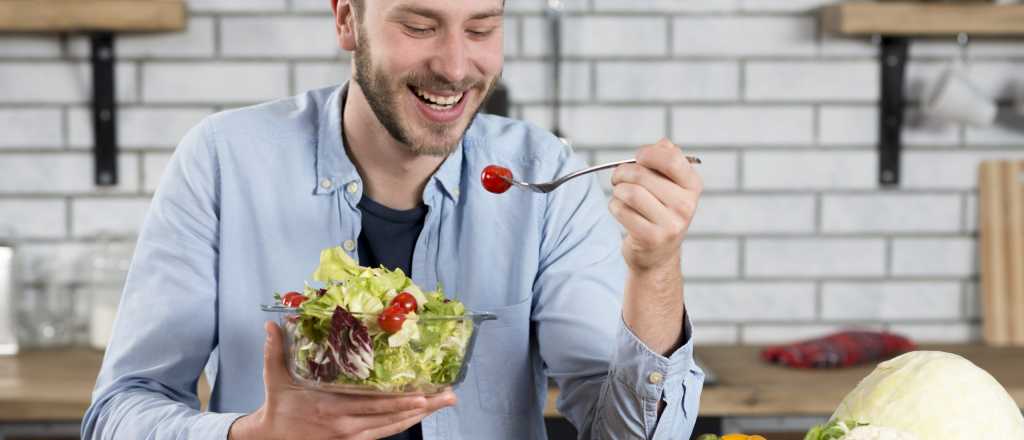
[501,156,701,193]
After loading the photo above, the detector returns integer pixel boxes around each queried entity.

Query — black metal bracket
[878,36,909,187]
[91,33,118,186]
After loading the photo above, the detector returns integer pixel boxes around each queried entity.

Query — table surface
[3,344,1023,421]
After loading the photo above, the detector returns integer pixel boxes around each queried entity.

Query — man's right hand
[228,321,457,440]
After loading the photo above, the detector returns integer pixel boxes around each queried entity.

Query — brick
[743,151,875,190]
[818,106,959,147]
[142,62,289,104]
[69,107,211,149]
[684,282,816,323]
[746,238,886,277]
[521,106,665,146]
[186,0,286,12]
[909,40,960,59]
[595,0,738,12]
[673,17,816,57]
[692,325,739,345]
[964,282,979,320]
[742,324,884,345]
[0,109,63,148]
[0,153,139,194]
[502,61,590,102]
[0,62,137,104]
[970,40,1024,58]
[672,106,813,146]
[0,36,61,58]
[745,61,877,102]
[294,63,352,95]
[690,195,815,234]
[821,282,961,321]
[913,61,1024,101]
[821,194,961,233]
[506,0,589,13]
[966,112,1024,146]
[143,153,173,193]
[291,0,336,11]
[523,17,667,57]
[68,17,215,59]
[597,62,738,102]
[891,238,975,277]
[902,151,1024,190]
[222,17,340,58]
[965,193,977,233]
[72,198,151,237]
[503,16,519,56]
[819,35,875,57]
[14,242,95,280]
[0,199,66,239]
[739,0,840,12]
[682,239,740,278]
[887,323,978,343]
[592,150,738,191]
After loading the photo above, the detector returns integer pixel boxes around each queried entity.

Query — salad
[273,246,471,392]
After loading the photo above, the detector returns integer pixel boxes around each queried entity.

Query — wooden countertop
[3,345,1023,422]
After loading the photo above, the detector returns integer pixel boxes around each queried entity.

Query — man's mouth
[409,85,465,111]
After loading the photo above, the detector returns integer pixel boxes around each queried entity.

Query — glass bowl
[261,304,496,395]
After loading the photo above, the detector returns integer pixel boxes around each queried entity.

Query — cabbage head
[829,350,1024,439]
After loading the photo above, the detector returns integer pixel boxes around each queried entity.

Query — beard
[352,29,499,157]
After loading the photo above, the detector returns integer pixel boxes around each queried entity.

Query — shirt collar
[314,81,466,202]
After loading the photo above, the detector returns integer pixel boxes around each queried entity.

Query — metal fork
[501,156,701,193]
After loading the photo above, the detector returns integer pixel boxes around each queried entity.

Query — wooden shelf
[822,2,1024,37]
[0,0,186,33]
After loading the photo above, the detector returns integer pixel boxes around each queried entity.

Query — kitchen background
[1,0,1023,436]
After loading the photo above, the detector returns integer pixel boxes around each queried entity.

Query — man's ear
[332,0,357,51]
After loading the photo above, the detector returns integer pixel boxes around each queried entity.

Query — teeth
[414,87,463,107]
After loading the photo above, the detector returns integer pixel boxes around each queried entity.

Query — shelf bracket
[878,36,909,187]
[91,32,118,186]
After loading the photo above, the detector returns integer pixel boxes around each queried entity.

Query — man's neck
[342,83,446,211]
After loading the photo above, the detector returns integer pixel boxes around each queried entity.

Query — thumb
[262,320,293,393]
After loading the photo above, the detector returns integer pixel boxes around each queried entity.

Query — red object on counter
[760,330,915,369]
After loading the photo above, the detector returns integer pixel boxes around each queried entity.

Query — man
[82,0,705,438]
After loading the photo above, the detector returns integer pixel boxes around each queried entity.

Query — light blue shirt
[82,84,704,439]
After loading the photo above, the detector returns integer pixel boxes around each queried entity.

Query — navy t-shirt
[356,195,427,440]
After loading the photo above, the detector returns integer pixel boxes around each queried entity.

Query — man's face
[351,0,504,156]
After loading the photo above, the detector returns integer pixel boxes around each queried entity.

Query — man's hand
[228,322,456,440]
[609,138,702,273]
[609,138,703,355]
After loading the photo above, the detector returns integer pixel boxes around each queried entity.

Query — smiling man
[81,0,704,439]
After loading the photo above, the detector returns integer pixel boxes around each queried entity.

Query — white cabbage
[830,351,1024,439]
[841,426,917,440]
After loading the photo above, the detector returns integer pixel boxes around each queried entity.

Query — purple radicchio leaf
[329,306,374,380]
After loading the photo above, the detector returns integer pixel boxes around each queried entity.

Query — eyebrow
[391,4,504,22]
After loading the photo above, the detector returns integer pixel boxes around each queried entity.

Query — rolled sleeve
[602,313,703,439]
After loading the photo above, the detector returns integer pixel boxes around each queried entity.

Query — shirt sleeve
[531,143,704,440]
[81,118,245,439]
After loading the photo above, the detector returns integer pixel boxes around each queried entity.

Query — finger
[335,407,428,437]
[611,182,678,228]
[331,394,428,415]
[635,140,703,192]
[263,321,295,394]
[421,390,458,412]
[357,411,430,440]
[608,197,658,240]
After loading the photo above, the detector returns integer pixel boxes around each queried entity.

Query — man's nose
[430,31,469,85]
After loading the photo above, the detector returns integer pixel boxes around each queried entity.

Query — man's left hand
[609,138,703,273]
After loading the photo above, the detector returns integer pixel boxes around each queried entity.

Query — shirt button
[648,372,664,385]
[346,182,359,194]
[453,188,460,198]
[319,179,332,190]
[342,240,356,252]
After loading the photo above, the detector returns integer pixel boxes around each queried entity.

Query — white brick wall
[3,1,1018,350]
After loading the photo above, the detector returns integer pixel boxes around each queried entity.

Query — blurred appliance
[0,243,16,355]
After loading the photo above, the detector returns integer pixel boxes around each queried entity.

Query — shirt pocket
[471,297,533,415]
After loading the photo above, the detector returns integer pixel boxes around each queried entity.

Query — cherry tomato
[481,165,513,194]
[390,291,418,314]
[282,291,307,307]
[378,305,407,334]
